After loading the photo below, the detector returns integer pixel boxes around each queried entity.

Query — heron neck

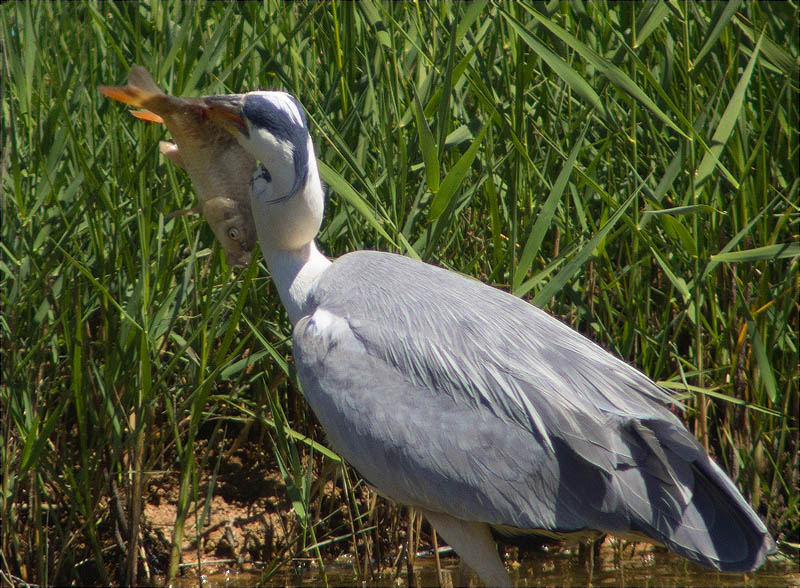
[263,241,331,325]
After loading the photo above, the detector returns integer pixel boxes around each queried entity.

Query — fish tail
[98,66,167,121]
[97,83,150,107]
[127,66,164,96]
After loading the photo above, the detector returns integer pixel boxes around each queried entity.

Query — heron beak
[204,95,248,137]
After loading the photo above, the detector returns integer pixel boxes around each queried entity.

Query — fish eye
[227,226,240,241]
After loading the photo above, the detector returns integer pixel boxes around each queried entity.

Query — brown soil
[143,461,289,573]
[134,432,388,586]
[136,437,310,584]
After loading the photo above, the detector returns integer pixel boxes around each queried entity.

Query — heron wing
[293,250,772,569]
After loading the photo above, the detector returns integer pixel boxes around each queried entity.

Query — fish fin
[98,84,148,107]
[127,66,165,96]
[131,109,164,124]
[98,66,164,108]
[159,141,186,170]
[168,206,202,218]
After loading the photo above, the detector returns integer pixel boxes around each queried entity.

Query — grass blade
[413,90,440,195]
[710,243,800,263]
[695,31,763,186]
[693,0,744,68]
[517,4,689,139]
[428,123,489,221]
[533,190,638,306]
[635,2,671,47]
[318,160,396,245]
[513,120,589,293]
[500,9,605,117]
[748,320,778,404]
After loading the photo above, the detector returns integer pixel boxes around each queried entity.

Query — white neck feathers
[264,241,331,325]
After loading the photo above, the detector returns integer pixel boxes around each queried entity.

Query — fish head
[201,196,256,267]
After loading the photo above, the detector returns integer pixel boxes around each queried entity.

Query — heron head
[205,91,323,252]
[206,92,310,203]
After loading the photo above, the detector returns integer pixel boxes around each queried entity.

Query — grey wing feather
[294,250,774,571]
[294,316,563,526]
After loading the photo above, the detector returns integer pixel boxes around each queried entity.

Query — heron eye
[250,164,271,187]
[227,227,240,241]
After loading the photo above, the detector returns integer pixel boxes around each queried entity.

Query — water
[165,541,798,587]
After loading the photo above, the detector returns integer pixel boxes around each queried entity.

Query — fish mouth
[204,95,248,136]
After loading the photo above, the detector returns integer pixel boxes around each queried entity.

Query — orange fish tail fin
[97,83,150,107]
[98,66,165,111]
[131,109,165,124]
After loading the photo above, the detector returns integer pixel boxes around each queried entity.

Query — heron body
[201,91,776,586]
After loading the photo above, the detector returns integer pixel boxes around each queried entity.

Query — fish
[99,66,257,266]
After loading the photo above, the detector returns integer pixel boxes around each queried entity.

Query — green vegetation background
[1,1,797,585]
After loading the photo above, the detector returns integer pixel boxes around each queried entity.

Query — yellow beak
[204,95,248,136]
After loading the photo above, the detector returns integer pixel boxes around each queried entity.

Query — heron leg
[420,509,511,588]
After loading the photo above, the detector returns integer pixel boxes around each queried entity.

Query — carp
[99,66,257,266]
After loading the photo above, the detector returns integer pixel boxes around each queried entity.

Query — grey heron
[205,91,776,586]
